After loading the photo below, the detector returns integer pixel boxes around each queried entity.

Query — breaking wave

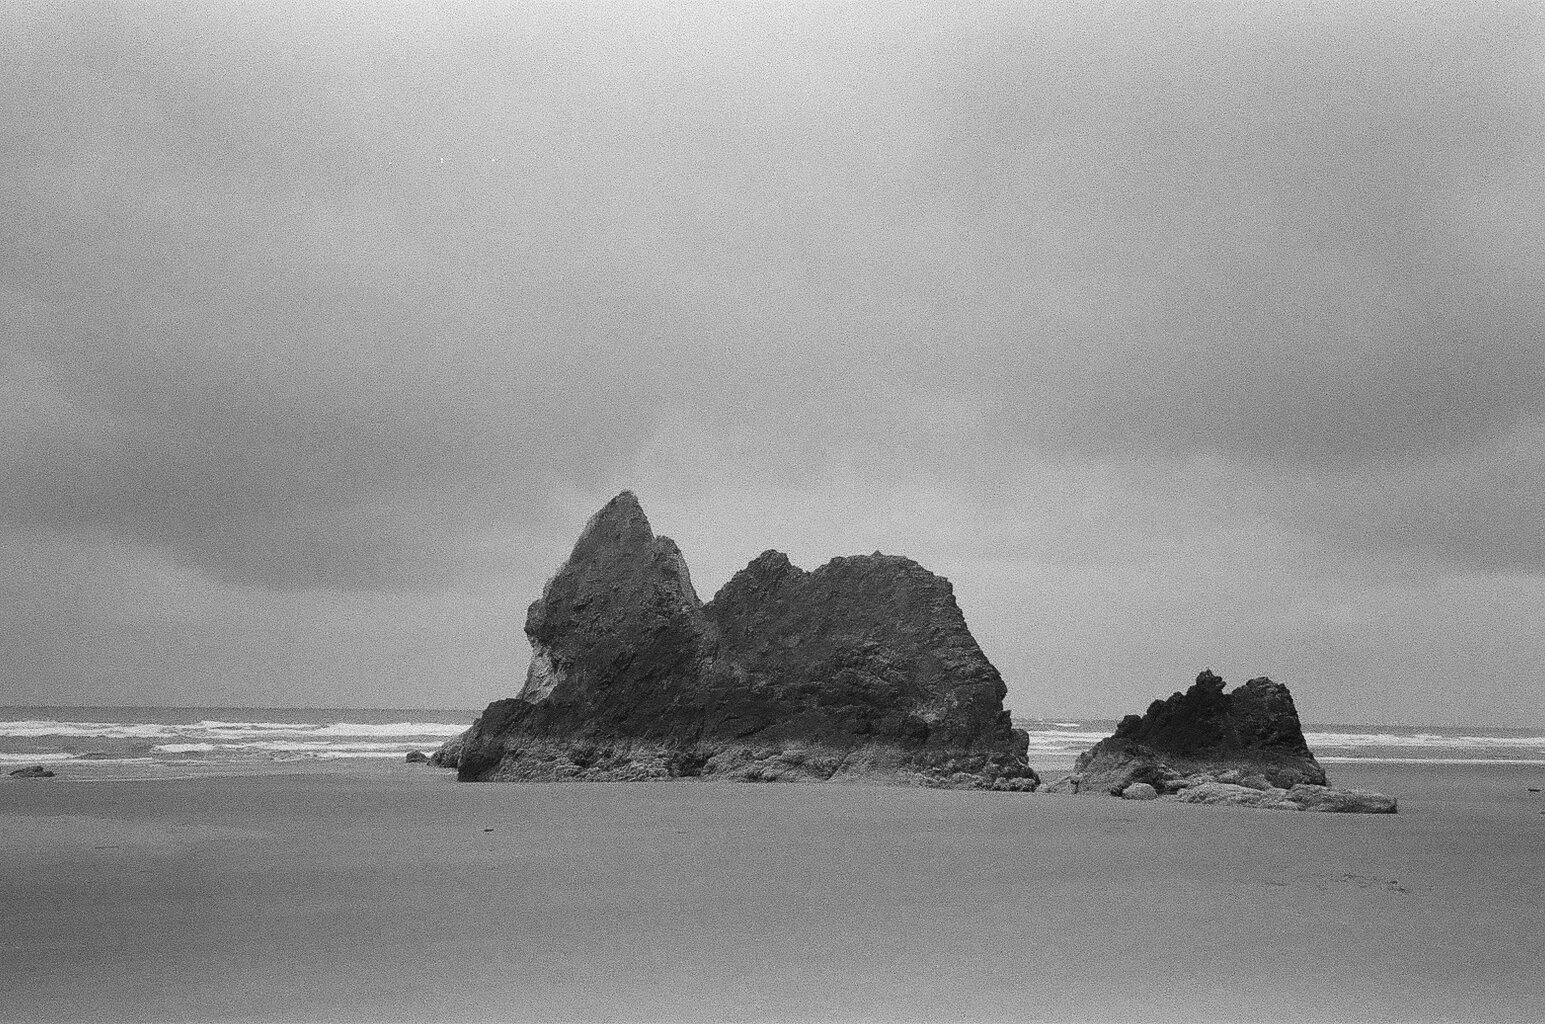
[1305,731,1545,750]
[1009,719,1545,766]
[0,720,466,741]
[0,709,471,776]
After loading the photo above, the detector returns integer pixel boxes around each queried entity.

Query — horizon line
[0,704,1539,732]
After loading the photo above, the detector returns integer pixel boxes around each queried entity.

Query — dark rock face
[1068,670,1329,793]
[428,732,463,769]
[516,491,710,717]
[705,550,1018,751]
[1052,670,1396,812]
[9,765,56,778]
[454,492,1036,789]
[1112,670,1318,762]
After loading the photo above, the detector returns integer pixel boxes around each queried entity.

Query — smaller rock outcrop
[1052,670,1396,814]
[9,765,56,779]
[404,750,430,764]
[1280,785,1398,814]
[1062,670,1327,795]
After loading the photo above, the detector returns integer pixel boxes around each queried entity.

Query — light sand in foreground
[3,763,1542,1023]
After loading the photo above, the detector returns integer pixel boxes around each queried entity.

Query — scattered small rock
[77,751,114,760]
[483,828,494,833]
[1121,782,1159,800]
[1528,787,1540,793]
[9,765,57,779]
[1343,873,1408,893]
[405,750,430,763]
[1176,781,1290,809]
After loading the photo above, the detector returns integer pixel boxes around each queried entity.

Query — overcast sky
[4,2,1542,725]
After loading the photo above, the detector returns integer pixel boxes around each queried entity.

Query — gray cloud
[922,3,1545,468]
[2,2,1542,718]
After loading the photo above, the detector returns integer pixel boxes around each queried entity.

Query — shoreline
[7,753,1540,804]
[5,761,1543,1023]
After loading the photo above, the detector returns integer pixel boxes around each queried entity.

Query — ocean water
[0,706,476,780]
[3,707,1540,781]
[1015,718,1545,773]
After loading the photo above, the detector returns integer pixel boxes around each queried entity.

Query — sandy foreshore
[4,762,1542,1023]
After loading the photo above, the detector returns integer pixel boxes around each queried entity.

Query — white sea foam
[171,739,428,752]
[193,749,418,762]
[1015,721,1090,729]
[1308,731,1545,750]
[2,752,158,764]
[1010,723,1545,752]
[1021,730,1109,748]
[194,720,314,731]
[153,739,433,755]
[184,720,464,738]
[179,721,465,739]
[1319,756,1545,765]
[299,722,466,738]
[0,711,468,772]
[9,712,1539,772]
[0,719,466,741]
[0,721,178,739]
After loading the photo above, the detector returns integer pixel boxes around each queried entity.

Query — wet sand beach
[4,764,1543,1023]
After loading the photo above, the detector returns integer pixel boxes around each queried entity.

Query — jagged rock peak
[517,491,705,704]
[708,550,944,607]
[1112,669,1313,757]
[567,490,654,559]
[708,549,803,603]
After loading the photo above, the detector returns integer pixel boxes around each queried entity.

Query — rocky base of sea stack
[1059,736,1329,793]
[438,492,1037,790]
[1172,779,1396,813]
[433,734,1037,789]
[1044,739,1395,812]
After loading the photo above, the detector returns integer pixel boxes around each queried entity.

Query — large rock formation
[1051,670,1396,813]
[446,492,1036,789]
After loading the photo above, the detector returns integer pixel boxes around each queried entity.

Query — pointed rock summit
[1109,670,1319,763]
[518,491,709,707]
[446,492,1037,789]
